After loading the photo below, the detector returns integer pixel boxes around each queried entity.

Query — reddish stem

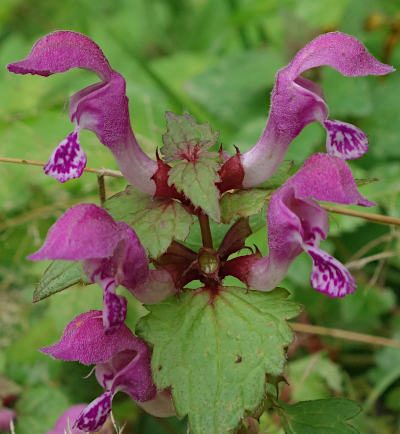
[198,213,213,249]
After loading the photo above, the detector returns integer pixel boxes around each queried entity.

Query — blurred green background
[1,0,400,433]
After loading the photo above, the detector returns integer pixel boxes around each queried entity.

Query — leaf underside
[105,185,193,258]
[161,111,219,163]
[137,287,301,434]
[33,260,89,303]
[220,189,272,224]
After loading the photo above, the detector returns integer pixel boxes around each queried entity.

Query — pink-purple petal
[0,407,16,431]
[324,119,368,159]
[43,131,87,183]
[95,343,156,402]
[288,31,395,78]
[285,153,374,206]
[40,311,137,365]
[115,222,149,290]
[74,391,113,432]
[28,204,123,261]
[7,31,112,80]
[305,244,356,297]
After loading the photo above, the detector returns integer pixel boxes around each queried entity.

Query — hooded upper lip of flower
[220,31,394,190]
[28,203,176,334]
[40,310,159,432]
[224,153,374,298]
[7,31,158,193]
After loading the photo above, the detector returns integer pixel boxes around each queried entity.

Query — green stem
[97,174,106,206]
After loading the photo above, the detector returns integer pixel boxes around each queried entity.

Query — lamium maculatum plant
[7,30,394,433]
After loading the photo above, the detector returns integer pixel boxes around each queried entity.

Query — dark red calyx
[217,147,244,193]
[218,218,252,261]
[154,241,198,289]
[152,151,180,199]
[220,252,261,286]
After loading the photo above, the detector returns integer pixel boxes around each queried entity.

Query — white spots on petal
[324,119,368,160]
[305,245,356,297]
[75,391,113,432]
[103,289,127,335]
[44,131,87,182]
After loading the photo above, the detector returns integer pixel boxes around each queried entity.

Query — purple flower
[7,31,157,193]
[41,311,174,432]
[225,153,373,297]
[0,407,16,432]
[239,32,394,188]
[28,204,176,333]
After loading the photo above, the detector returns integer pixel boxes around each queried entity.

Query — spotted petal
[44,131,86,182]
[74,391,113,432]
[324,119,368,159]
[306,244,356,297]
[102,282,128,335]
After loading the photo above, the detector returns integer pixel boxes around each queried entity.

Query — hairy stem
[198,213,213,249]
[0,156,123,178]
[290,322,400,348]
[97,174,106,206]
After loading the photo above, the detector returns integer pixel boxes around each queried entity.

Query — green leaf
[33,260,89,303]
[105,186,194,258]
[220,189,272,224]
[277,398,361,434]
[161,111,219,162]
[168,153,222,222]
[137,287,301,434]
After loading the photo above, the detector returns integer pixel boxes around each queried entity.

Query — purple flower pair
[28,203,176,334]
[42,311,174,432]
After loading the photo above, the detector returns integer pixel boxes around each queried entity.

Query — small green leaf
[105,186,194,258]
[161,111,219,162]
[277,398,361,434]
[137,287,301,434]
[168,153,221,222]
[33,261,89,303]
[220,189,272,224]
